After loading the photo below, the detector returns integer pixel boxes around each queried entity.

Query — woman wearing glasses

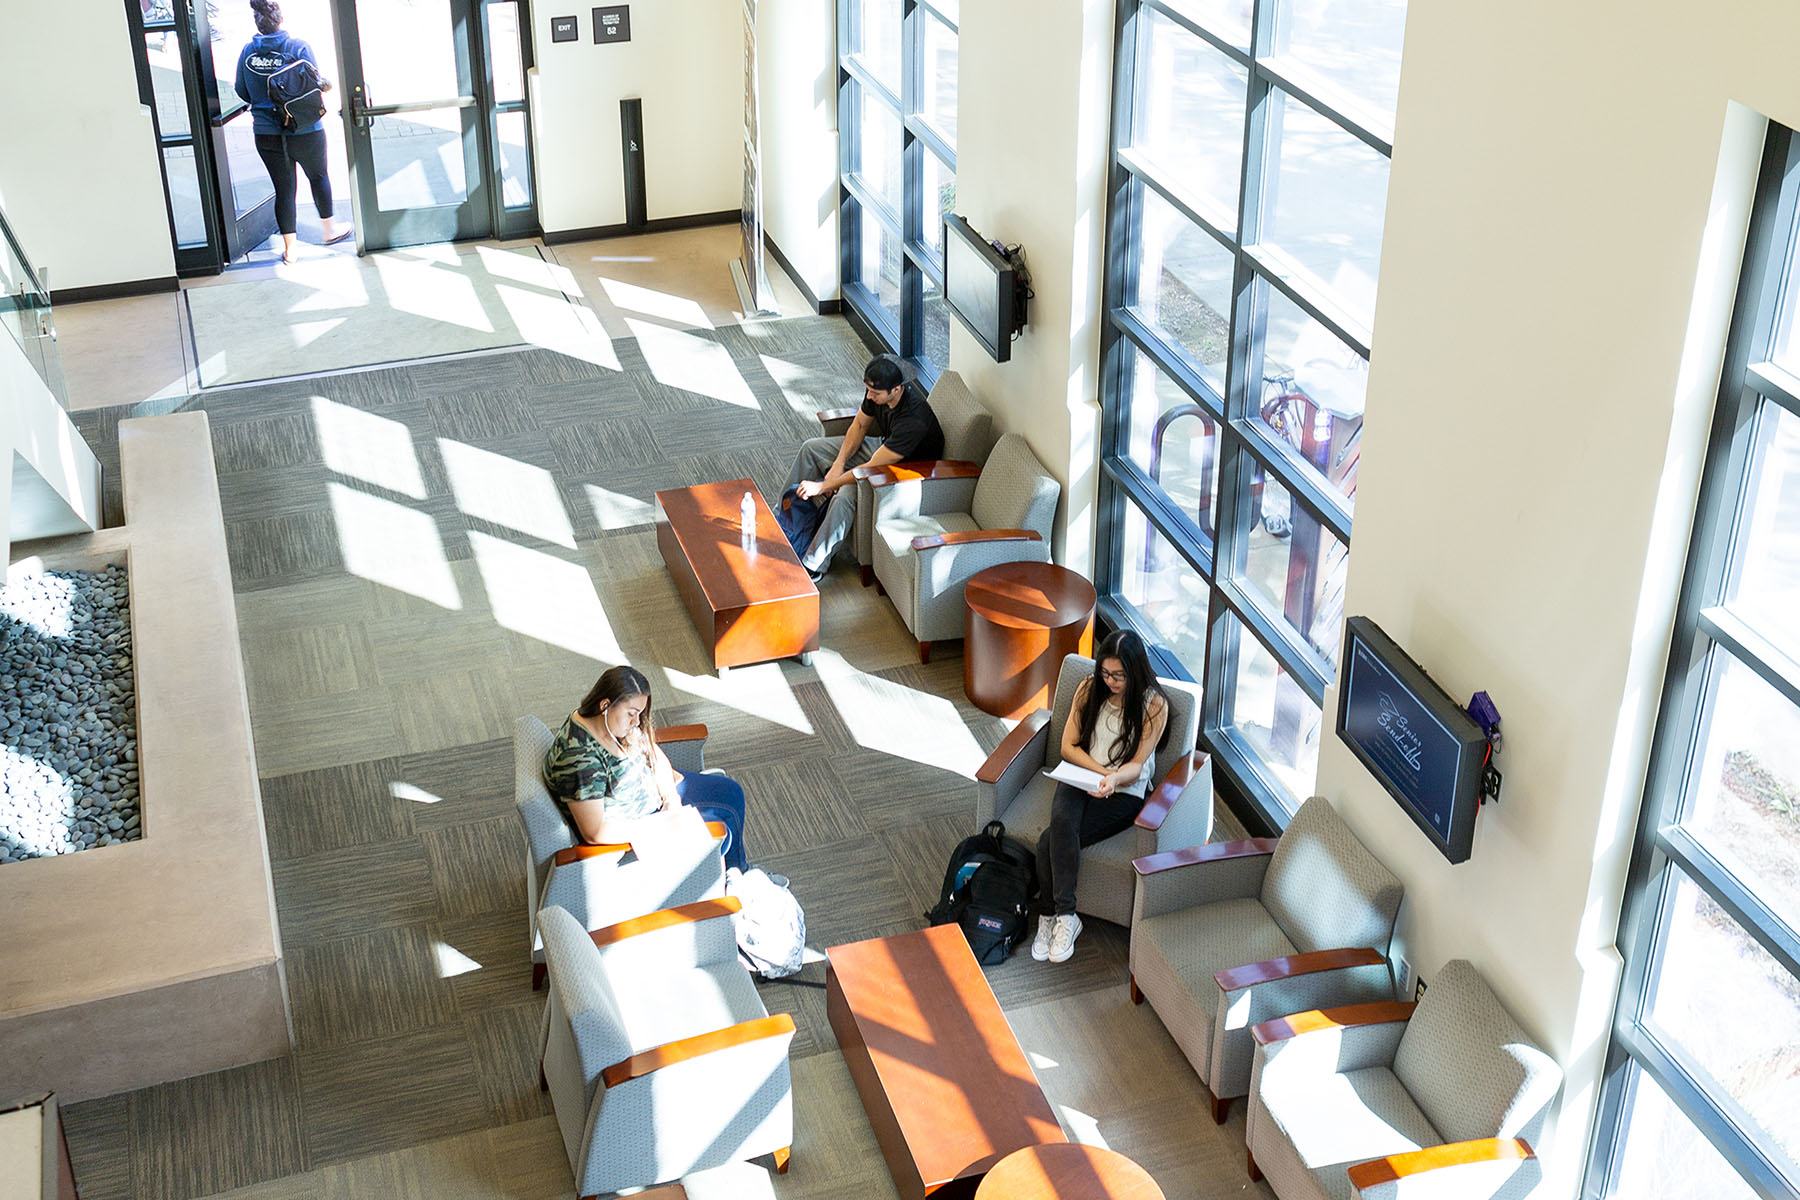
[1033,630,1169,964]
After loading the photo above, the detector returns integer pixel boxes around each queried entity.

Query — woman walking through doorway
[233,0,351,263]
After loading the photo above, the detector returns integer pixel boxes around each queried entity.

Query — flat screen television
[943,214,1019,363]
[1335,616,1488,864]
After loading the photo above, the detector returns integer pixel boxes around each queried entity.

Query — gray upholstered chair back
[1393,959,1562,1147]
[971,434,1060,536]
[929,370,998,463]
[516,715,576,879]
[1260,795,1403,957]
[1042,653,1200,774]
[540,904,630,1084]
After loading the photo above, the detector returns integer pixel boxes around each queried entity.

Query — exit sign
[593,5,630,42]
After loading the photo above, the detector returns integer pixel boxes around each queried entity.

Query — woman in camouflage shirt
[542,664,749,871]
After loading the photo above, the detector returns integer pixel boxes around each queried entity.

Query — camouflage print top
[541,716,662,822]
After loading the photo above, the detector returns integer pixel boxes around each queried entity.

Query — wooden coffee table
[964,563,1096,719]
[655,479,819,672]
[975,1145,1164,1199]
[826,924,1066,1200]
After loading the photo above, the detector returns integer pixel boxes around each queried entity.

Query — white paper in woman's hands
[1044,761,1106,790]
[627,805,707,860]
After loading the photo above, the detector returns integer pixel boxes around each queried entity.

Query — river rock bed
[0,564,138,863]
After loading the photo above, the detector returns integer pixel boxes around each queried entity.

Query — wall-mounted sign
[550,14,578,41]
[593,5,630,42]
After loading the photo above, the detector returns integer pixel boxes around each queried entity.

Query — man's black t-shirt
[860,380,946,461]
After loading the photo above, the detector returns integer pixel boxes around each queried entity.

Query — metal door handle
[349,84,371,130]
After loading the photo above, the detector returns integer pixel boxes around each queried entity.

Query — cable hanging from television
[993,242,1033,342]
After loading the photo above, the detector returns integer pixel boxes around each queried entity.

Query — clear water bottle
[739,490,756,548]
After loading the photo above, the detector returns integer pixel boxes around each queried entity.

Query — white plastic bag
[725,867,806,978]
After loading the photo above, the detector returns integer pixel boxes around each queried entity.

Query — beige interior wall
[0,0,176,290]
[1314,2,1800,1194]
[757,0,840,304]
[948,0,1116,572]
[526,0,743,235]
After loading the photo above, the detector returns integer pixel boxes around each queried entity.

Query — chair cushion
[995,772,1057,843]
[1393,959,1561,1146]
[873,511,980,560]
[1258,1065,1443,1200]
[1132,898,1296,1080]
[605,960,765,1059]
[1261,796,1402,956]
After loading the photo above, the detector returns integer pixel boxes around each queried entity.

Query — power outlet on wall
[1393,956,1411,999]
[1414,975,1428,1002]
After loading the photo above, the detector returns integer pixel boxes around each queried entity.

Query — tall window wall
[837,0,958,380]
[1096,0,1404,824]
[1586,125,1800,1200]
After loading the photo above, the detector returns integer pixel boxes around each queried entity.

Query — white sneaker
[1030,916,1053,961]
[1047,913,1083,963]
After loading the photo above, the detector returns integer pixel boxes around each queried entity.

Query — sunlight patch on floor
[439,437,576,547]
[327,481,461,609]
[475,244,577,293]
[602,277,712,328]
[814,652,987,776]
[627,318,758,409]
[432,939,483,978]
[582,483,656,532]
[759,352,837,414]
[374,253,495,333]
[469,531,621,662]
[312,396,427,499]
[662,664,815,734]
[287,317,347,350]
[496,282,621,371]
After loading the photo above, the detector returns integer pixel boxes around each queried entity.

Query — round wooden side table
[975,1143,1165,1200]
[963,562,1097,719]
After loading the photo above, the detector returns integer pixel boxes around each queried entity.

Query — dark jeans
[676,771,749,873]
[1035,782,1140,917]
[254,129,333,236]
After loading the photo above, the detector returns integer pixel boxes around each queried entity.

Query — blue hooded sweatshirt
[234,31,325,136]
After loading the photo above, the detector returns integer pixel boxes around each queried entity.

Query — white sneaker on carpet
[1030,916,1053,961]
[1048,913,1083,963]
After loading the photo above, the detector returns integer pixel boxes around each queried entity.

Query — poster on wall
[732,0,776,317]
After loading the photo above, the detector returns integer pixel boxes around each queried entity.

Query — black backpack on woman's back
[925,821,1038,965]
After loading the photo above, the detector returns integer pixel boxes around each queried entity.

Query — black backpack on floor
[925,821,1038,965]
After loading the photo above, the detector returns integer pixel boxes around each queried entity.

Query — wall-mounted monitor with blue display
[1335,616,1488,864]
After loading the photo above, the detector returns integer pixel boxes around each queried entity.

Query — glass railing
[1,205,69,409]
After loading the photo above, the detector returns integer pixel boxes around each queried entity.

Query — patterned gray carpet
[62,318,1266,1200]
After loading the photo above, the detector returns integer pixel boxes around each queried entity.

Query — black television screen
[1335,616,1488,864]
[943,214,1017,363]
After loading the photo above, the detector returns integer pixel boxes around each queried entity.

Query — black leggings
[1035,782,1141,917]
[254,130,333,236]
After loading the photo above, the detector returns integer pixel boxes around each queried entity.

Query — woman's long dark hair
[1074,630,1167,765]
[251,0,282,34]
[577,665,656,766]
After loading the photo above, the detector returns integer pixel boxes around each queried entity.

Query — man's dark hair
[863,355,906,392]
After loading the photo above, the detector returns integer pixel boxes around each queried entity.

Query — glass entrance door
[339,0,492,249]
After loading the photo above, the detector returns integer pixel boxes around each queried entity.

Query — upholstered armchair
[515,714,726,989]
[1129,796,1404,1121]
[537,903,796,1198]
[1246,958,1561,1199]
[974,653,1211,926]
[867,432,1061,662]
[816,368,998,584]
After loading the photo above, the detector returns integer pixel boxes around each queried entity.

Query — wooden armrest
[975,709,1052,784]
[552,821,728,866]
[602,1013,797,1089]
[911,529,1042,551]
[655,723,708,744]
[1346,1139,1535,1190]
[1134,752,1207,831]
[1215,947,1386,992]
[587,896,742,948]
[1250,1000,1417,1046]
[857,459,983,488]
[1132,837,1278,876]
[816,406,858,426]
